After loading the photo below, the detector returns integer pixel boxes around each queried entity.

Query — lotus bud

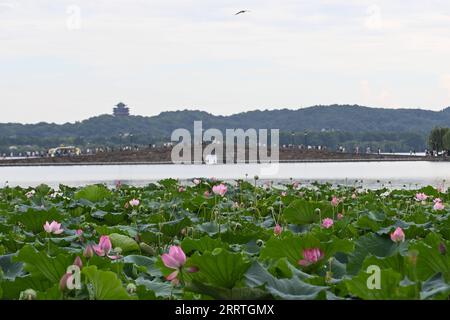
[59,273,72,291]
[20,289,37,300]
[83,245,94,259]
[274,224,283,236]
[73,256,83,269]
[315,208,321,215]
[127,283,137,294]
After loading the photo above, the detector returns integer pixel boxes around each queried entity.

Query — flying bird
[235,10,250,15]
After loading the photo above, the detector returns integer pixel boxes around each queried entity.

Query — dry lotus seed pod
[127,283,137,294]
[20,289,37,300]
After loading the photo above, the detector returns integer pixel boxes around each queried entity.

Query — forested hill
[1,105,450,138]
[1,105,450,152]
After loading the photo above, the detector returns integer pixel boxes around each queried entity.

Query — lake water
[0,161,449,189]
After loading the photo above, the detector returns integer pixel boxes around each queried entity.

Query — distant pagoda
[113,102,130,116]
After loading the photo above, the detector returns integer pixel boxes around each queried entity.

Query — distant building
[113,102,130,116]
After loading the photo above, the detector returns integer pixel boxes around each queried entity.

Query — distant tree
[443,130,450,155]
[429,127,450,153]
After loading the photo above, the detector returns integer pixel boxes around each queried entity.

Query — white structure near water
[205,154,218,164]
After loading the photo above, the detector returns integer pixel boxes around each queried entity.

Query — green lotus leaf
[82,266,132,300]
[109,233,140,253]
[188,249,251,289]
[74,185,111,203]
[245,261,328,300]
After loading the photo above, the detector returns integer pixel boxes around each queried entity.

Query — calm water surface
[0,161,449,189]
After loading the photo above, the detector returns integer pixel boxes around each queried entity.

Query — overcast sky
[1,0,450,123]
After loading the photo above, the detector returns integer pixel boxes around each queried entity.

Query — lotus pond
[0,179,449,300]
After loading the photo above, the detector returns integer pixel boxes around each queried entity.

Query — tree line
[0,130,428,155]
[2,105,449,155]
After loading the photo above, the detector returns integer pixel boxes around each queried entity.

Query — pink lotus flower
[337,213,344,220]
[178,186,185,193]
[161,246,187,283]
[115,180,122,189]
[390,227,405,243]
[331,196,340,207]
[75,229,84,241]
[204,191,211,198]
[415,193,428,201]
[274,224,283,236]
[44,221,64,235]
[433,201,445,211]
[434,198,442,203]
[212,184,227,197]
[292,182,299,189]
[351,193,357,200]
[322,218,334,229]
[298,248,324,267]
[281,191,287,197]
[93,235,111,255]
[129,199,140,207]
[193,179,201,185]
[93,235,119,260]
